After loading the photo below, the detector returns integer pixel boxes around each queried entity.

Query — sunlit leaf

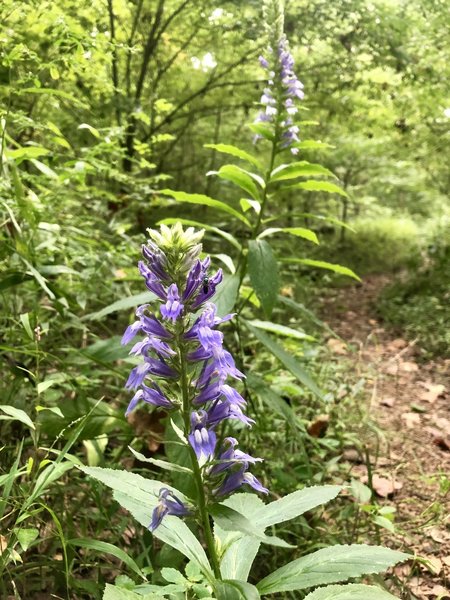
[204,143,263,170]
[159,190,250,226]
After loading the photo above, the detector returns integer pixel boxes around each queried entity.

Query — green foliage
[338,217,422,274]
[378,221,450,357]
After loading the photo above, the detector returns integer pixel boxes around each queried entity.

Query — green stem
[235,134,279,315]
[178,342,222,581]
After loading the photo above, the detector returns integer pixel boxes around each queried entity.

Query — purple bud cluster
[122,232,267,530]
[256,34,304,154]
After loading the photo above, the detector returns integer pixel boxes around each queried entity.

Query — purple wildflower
[122,225,267,530]
[160,284,183,321]
[188,410,217,465]
[255,34,304,154]
[150,488,190,531]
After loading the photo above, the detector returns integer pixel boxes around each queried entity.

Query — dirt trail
[322,275,450,599]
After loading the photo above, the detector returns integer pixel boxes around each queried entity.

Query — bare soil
[321,275,450,599]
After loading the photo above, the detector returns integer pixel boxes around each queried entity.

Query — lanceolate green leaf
[67,538,146,580]
[209,504,293,548]
[81,467,213,580]
[213,165,263,200]
[213,274,240,317]
[253,485,342,529]
[257,545,409,594]
[247,374,299,426]
[215,579,260,600]
[204,143,263,170]
[83,292,156,321]
[247,240,279,318]
[215,493,265,582]
[247,320,315,341]
[282,180,348,197]
[303,584,399,600]
[158,190,250,227]
[0,405,35,430]
[157,218,242,251]
[244,322,324,400]
[248,122,275,141]
[258,227,319,245]
[270,162,336,182]
[282,259,361,281]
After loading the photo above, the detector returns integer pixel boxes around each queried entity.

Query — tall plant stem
[178,343,222,580]
[235,134,279,312]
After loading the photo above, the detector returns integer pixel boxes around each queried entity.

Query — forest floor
[321,274,450,599]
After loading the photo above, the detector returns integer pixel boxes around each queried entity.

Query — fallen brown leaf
[433,435,450,452]
[308,414,329,437]
[327,338,348,355]
[418,381,446,403]
[401,411,421,428]
[379,396,395,407]
[429,585,450,599]
[427,527,450,544]
[362,474,403,498]
[388,338,408,351]
[422,556,443,575]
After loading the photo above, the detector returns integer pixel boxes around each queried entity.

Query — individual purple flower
[209,437,262,476]
[188,410,217,465]
[207,399,254,428]
[160,284,183,321]
[215,466,269,497]
[138,261,167,300]
[150,488,190,531]
[142,241,170,283]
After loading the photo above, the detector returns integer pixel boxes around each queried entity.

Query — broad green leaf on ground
[281,180,348,197]
[247,240,279,318]
[253,485,342,529]
[157,217,242,251]
[214,579,260,600]
[213,274,240,317]
[257,545,409,594]
[158,190,250,226]
[68,538,146,580]
[282,258,360,281]
[270,162,336,182]
[244,322,324,400]
[83,292,156,321]
[16,528,39,552]
[246,320,315,342]
[303,584,399,600]
[258,227,319,245]
[204,143,263,170]
[212,165,263,200]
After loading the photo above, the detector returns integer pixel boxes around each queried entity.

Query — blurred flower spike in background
[255,0,304,154]
[121,224,268,530]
